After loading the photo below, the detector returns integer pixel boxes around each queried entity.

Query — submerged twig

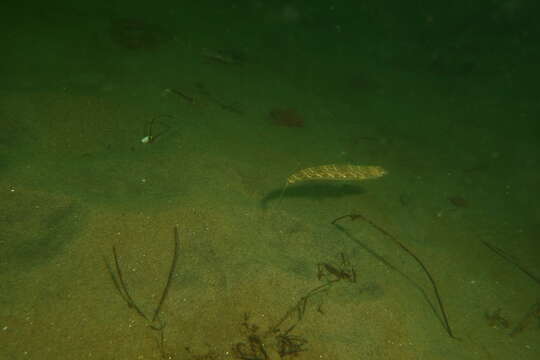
[482,241,540,286]
[152,226,181,322]
[482,241,540,338]
[331,213,457,339]
[103,254,128,303]
[174,88,196,103]
[268,281,334,337]
[105,228,181,321]
[104,225,182,360]
[103,246,149,320]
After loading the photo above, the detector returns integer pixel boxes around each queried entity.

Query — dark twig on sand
[104,226,181,358]
[482,241,540,286]
[152,226,181,323]
[104,246,149,320]
[331,213,456,339]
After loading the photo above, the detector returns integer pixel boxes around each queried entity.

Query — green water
[1,1,539,359]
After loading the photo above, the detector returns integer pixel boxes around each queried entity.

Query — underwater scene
[1,0,539,359]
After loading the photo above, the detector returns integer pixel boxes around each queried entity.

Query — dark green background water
[1,1,539,359]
